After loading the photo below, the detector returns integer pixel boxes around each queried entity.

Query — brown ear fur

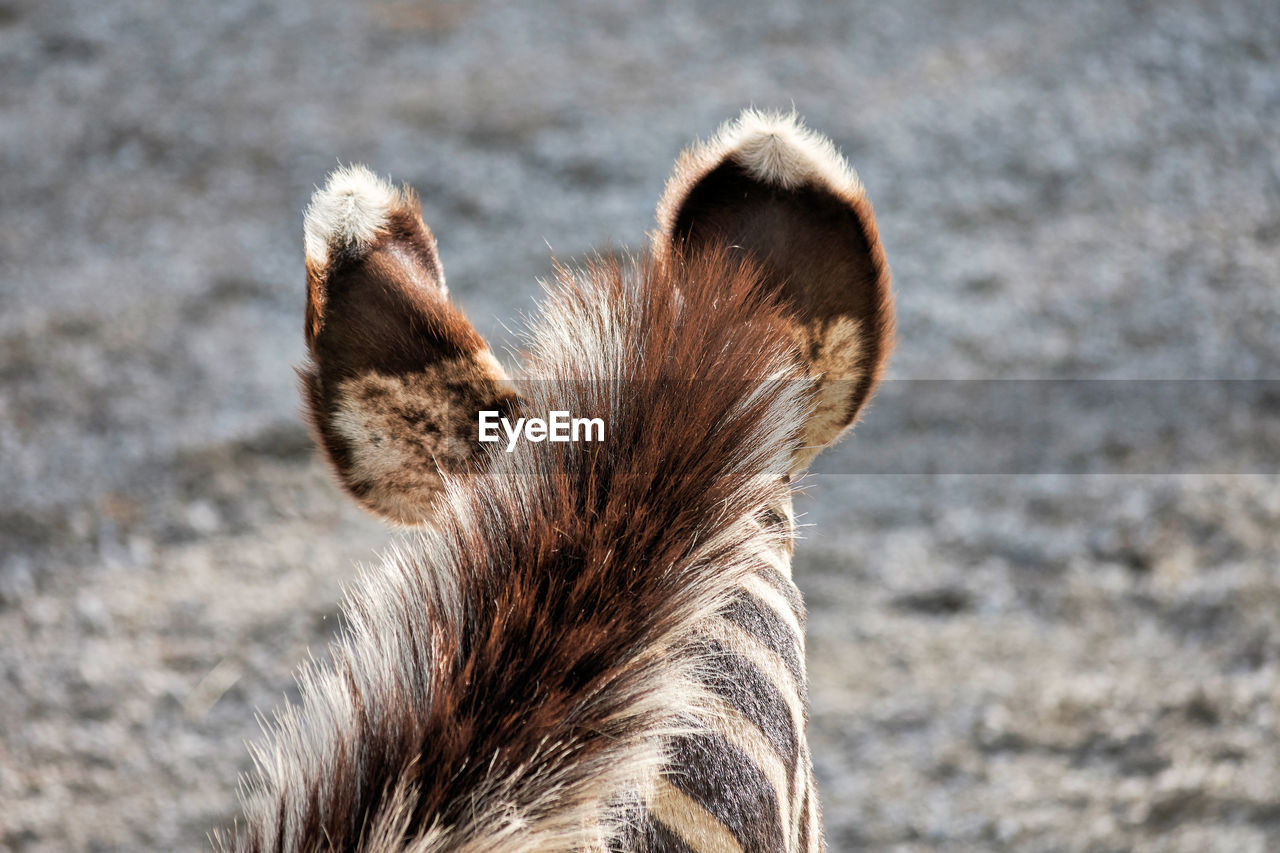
[301,166,517,524]
[656,110,895,468]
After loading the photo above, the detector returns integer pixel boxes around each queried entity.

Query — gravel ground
[2,0,1279,849]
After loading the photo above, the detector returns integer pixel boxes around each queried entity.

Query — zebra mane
[218,248,813,852]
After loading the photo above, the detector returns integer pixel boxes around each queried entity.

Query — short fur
[304,166,409,280]
[301,166,516,524]
[656,110,895,468]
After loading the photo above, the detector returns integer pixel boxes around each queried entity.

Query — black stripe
[692,635,799,778]
[642,816,697,853]
[668,731,785,853]
[751,565,807,631]
[722,592,807,705]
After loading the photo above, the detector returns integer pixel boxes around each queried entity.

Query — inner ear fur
[656,110,895,467]
[301,165,518,525]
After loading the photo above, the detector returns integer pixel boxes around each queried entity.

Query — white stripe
[790,746,814,850]
[758,536,793,579]
[807,767,821,852]
[649,777,746,853]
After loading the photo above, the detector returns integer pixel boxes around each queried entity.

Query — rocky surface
[2,0,1278,849]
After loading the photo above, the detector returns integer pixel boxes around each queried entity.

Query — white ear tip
[304,165,402,269]
[715,109,861,194]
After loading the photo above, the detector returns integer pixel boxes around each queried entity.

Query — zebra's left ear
[656,110,895,469]
[300,166,519,525]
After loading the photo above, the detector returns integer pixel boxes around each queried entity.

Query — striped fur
[218,110,893,852]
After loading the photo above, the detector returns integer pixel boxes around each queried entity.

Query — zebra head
[220,110,893,853]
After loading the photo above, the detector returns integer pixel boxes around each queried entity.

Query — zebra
[217,109,894,853]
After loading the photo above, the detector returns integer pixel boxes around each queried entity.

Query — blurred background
[2,0,1279,849]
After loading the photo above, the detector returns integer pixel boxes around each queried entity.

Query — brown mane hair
[222,249,813,851]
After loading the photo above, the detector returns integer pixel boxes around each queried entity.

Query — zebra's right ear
[300,166,518,525]
[656,111,895,470]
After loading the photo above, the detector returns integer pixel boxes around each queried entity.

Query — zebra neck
[632,494,821,852]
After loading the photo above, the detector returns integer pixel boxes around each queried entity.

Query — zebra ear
[300,166,518,525]
[656,110,895,469]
